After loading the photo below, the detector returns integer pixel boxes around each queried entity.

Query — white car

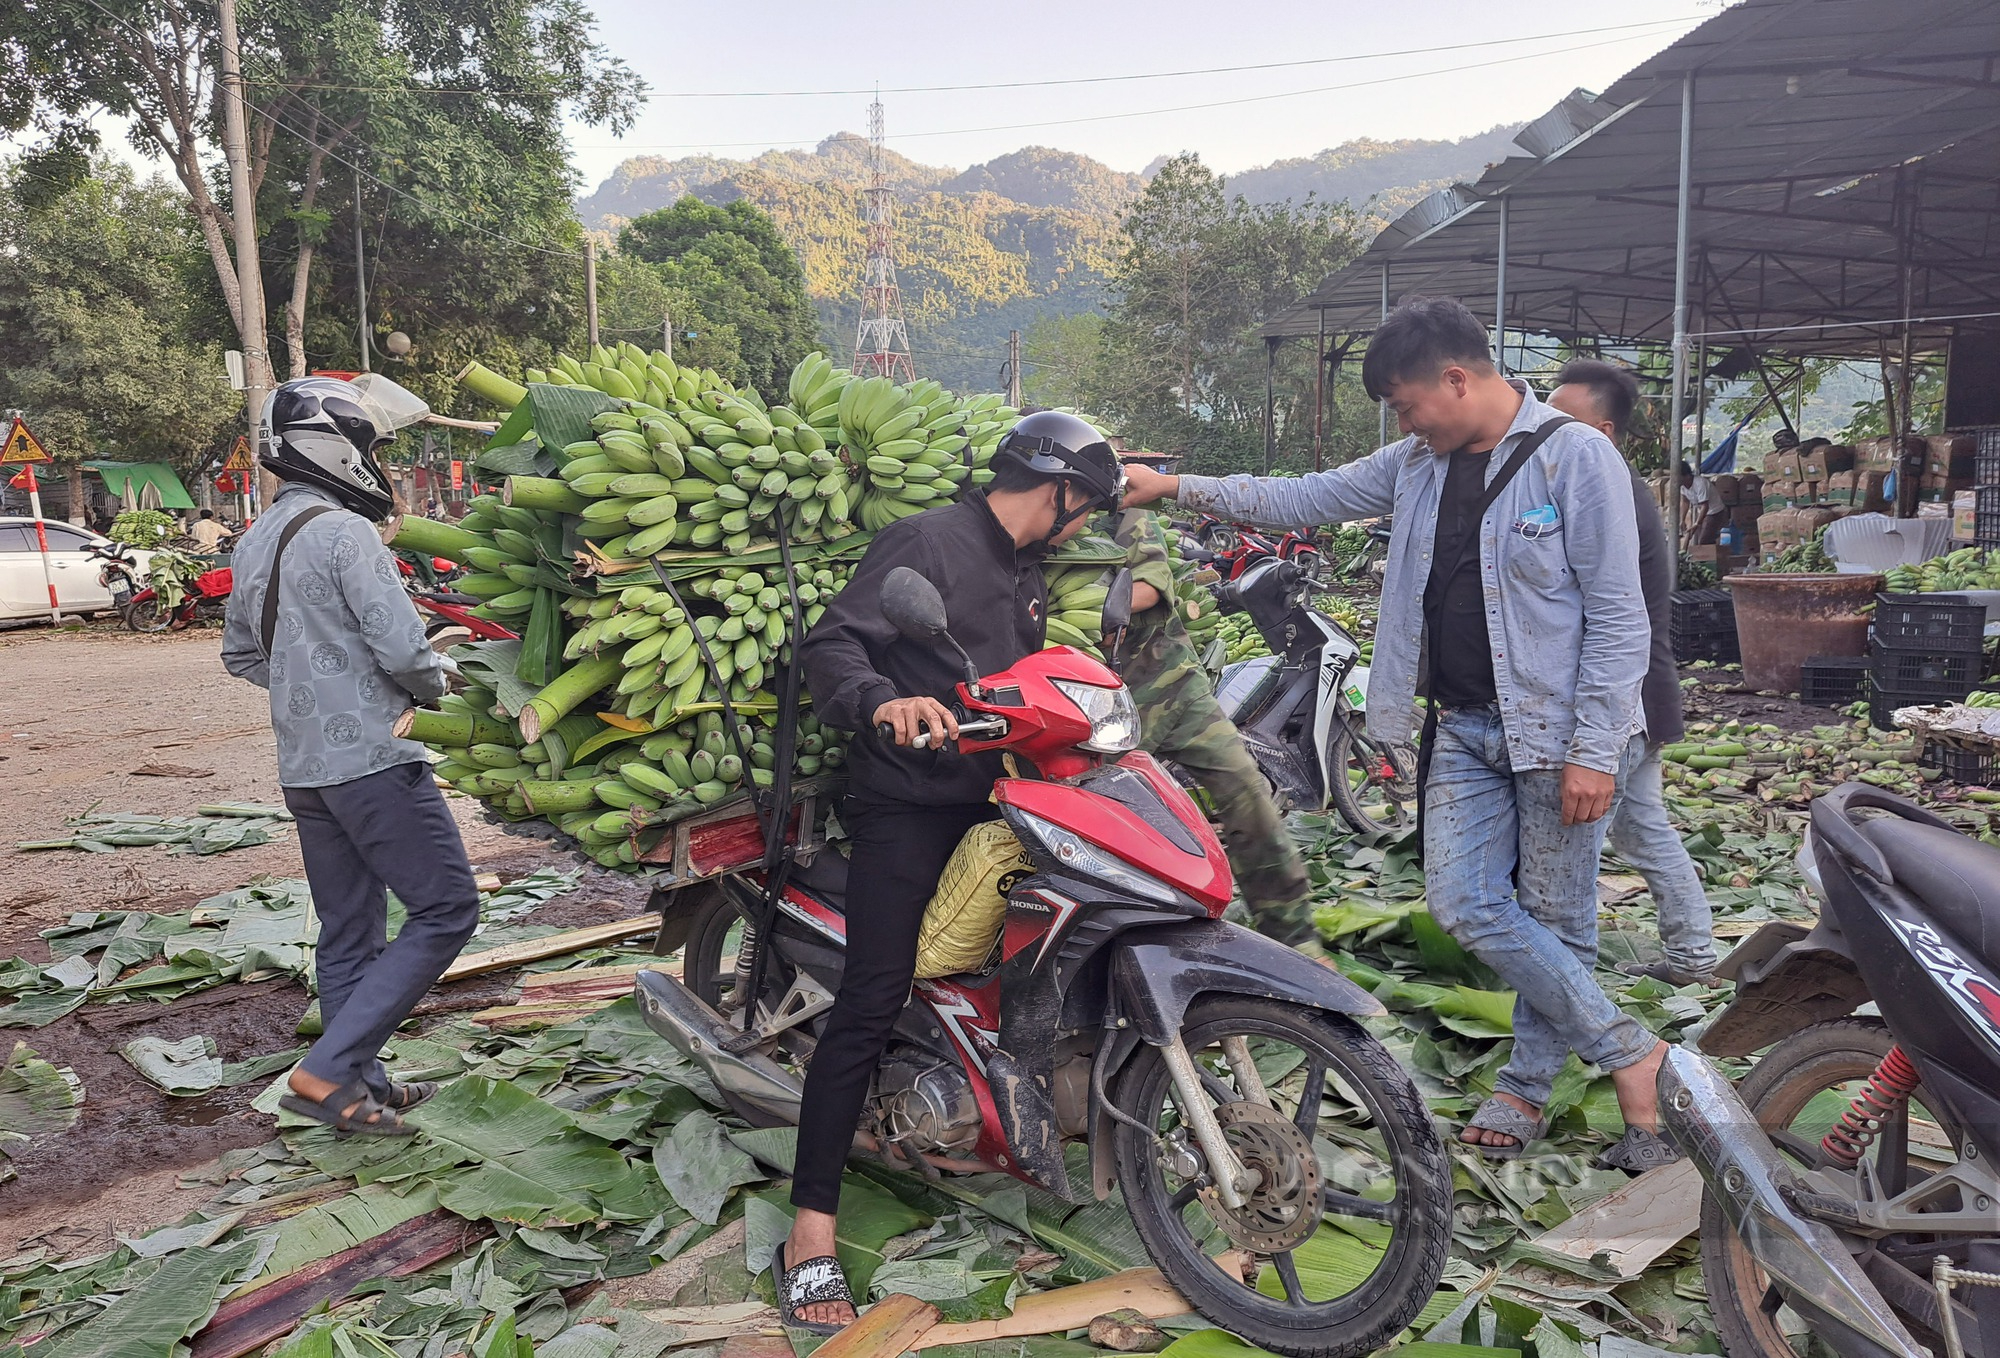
[0,517,156,622]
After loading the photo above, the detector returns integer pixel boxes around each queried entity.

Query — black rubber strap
[1413,416,1575,852]
[260,505,338,658]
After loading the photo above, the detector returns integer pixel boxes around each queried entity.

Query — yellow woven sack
[912,821,1034,978]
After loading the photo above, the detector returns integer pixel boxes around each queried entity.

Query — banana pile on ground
[385,345,1133,869]
[1882,546,2000,594]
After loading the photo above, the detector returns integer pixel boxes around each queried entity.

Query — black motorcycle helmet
[259,376,396,521]
[993,410,1125,548]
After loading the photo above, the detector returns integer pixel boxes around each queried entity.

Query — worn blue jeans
[1607,743,1718,977]
[1425,706,1658,1107]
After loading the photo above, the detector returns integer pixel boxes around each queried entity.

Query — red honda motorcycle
[635,567,1449,1357]
[90,542,233,632]
[1193,516,1325,585]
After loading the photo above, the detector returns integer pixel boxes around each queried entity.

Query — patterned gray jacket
[221,484,446,788]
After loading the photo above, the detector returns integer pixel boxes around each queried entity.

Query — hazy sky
[565,0,1719,189]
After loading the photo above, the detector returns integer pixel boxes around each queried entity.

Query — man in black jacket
[1549,360,1716,991]
[775,411,1124,1333]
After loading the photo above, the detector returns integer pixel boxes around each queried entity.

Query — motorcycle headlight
[1012,810,1178,906]
[1052,679,1139,754]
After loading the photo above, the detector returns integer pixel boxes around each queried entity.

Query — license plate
[109,581,132,603]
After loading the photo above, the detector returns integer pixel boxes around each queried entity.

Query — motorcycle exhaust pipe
[634,970,801,1124]
[1658,1046,1927,1358]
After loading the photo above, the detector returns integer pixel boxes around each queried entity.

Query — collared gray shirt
[1177,380,1646,775]
[221,484,447,788]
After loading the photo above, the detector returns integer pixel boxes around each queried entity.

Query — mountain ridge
[575,125,1521,389]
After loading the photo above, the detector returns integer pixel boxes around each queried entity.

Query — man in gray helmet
[222,374,477,1138]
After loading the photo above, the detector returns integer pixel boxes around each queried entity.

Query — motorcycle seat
[1859,816,2000,966]
[789,845,849,914]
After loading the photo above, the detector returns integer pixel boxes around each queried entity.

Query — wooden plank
[913,1269,1191,1349]
[517,962,676,994]
[468,1000,616,1031]
[811,1293,938,1358]
[190,1211,490,1358]
[440,913,656,981]
[1534,1158,1703,1277]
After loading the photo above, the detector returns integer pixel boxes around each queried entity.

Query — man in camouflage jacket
[1112,507,1314,944]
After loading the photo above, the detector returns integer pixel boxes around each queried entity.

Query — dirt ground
[0,621,649,1254]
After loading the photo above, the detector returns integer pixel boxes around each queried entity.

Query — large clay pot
[1724,572,1884,694]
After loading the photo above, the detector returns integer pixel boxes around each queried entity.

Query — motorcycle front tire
[1326,727,1416,835]
[124,597,170,633]
[1113,996,1450,1358]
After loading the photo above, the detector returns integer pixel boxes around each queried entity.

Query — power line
[247,18,1702,101]
[577,24,1688,153]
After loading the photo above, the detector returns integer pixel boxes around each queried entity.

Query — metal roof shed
[1262,0,2000,535]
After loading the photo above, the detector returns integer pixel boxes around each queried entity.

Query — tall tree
[1092,154,1366,472]
[0,158,238,508]
[619,197,819,401]
[1,0,643,417]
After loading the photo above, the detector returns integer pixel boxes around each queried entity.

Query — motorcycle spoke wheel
[1327,729,1416,835]
[1699,1017,1955,1358]
[1114,998,1450,1358]
[124,598,170,633]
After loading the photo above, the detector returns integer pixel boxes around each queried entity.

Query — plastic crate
[1922,741,2000,785]
[1979,485,2000,550]
[1799,655,1870,708]
[1670,588,1738,663]
[1869,638,1983,696]
[1870,686,1953,730]
[1871,593,1988,653]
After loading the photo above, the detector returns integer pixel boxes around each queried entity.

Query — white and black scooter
[1206,555,1417,835]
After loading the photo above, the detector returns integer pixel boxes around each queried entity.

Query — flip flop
[1460,1095,1546,1161]
[1595,1126,1681,1172]
[772,1239,855,1336]
[277,1077,414,1138]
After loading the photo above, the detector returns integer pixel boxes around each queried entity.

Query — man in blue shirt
[1123,299,1672,1171]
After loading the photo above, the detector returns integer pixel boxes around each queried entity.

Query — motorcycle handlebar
[873,714,1007,750]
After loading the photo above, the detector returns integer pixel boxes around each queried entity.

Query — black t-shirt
[1424,449,1499,708]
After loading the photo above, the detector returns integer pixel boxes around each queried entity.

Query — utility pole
[852,96,915,380]
[1006,330,1021,407]
[584,238,600,350]
[354,174,371,372]
[663,310,672,363]
[217,0,276,509]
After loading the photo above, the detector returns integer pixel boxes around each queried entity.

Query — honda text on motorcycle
[634,566,1451,1357]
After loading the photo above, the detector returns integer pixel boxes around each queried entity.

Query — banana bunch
[1883,546,2000,594]
[1217,613,1270,664]
[1160,518,1223,639]
[1965,689,2000,708]
[391,342,1049,871]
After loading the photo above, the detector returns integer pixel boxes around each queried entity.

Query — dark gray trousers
[284,759,479,1093]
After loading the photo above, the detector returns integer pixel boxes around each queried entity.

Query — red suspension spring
[1821,1045,1921,1167]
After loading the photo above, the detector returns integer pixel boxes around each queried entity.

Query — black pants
[790,796,998,1215]
[285,760,480,1094]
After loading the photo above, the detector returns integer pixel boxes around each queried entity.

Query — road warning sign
[1,418,50,465]
[223,435,255,471]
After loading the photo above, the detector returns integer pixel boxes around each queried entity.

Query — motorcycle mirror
[1101,567,1134,634]
[881,566,948,640]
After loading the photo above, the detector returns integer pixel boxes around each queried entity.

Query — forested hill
[576,126,1517,390]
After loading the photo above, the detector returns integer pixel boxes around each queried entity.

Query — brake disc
[1194,1100,1324,1254]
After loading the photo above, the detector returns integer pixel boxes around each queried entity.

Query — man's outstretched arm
[1123,447,1403,529]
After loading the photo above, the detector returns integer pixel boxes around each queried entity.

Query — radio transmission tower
[852,96,915,380]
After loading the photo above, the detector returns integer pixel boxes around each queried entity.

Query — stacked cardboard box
[1917,433,1976,503]
[1822,469,1890,511]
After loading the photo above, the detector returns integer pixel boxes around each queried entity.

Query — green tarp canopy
[83,461,195,510]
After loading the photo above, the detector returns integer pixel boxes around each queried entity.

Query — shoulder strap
[260,505,339,658]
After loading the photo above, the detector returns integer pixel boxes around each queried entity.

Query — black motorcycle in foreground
[1662,782,2000,1358]
[636,567,1451,1357]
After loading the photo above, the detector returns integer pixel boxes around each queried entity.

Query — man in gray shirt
[222,375,477,1137]
[1123,299,1671,1171]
